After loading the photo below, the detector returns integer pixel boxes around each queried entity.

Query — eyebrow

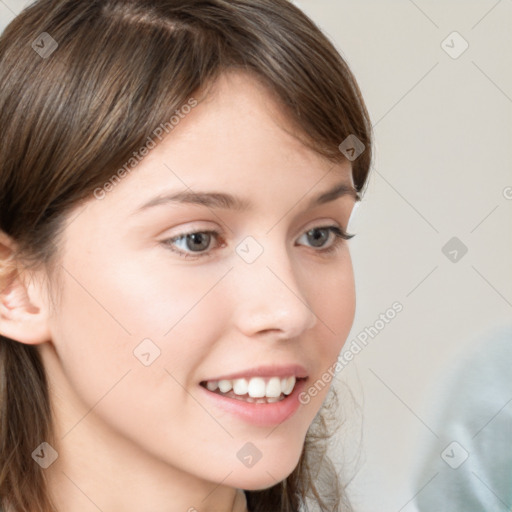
[133,181,359,215]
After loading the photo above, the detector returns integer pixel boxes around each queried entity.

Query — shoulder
[413,324,512,511]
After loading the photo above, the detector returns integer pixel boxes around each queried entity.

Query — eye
[161,225,355,259]
[162,230,224,259]
[296,225,355,254]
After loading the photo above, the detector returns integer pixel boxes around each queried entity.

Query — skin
[0,71,357,511]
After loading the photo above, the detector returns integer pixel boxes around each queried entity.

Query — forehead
[69,70,355,228]
[130,71,352,186]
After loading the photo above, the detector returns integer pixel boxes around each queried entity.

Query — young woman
[0,1,373,510]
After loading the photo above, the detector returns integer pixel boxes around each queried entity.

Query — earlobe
[0,232,52,345]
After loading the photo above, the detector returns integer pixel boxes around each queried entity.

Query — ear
[0,231,52,345]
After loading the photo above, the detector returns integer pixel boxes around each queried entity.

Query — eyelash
[161,225,355,260]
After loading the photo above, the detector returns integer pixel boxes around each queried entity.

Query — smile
[200,376,301,403]
[197,364,310,425]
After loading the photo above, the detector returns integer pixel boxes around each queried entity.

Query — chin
[227,451,302,491]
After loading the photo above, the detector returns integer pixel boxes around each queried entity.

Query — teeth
[203,376,297,398]
[265,377,282,398]
[233,378,248,395]
[206,380,218,391]
[282,376,295,395]
[218,379,232,393]
[247,377,266,398]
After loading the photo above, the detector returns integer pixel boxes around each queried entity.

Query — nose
[229,241,317,340]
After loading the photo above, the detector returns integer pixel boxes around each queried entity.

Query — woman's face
[42,71,358,492]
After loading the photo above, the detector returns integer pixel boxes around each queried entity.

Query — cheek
[298,251,356,411]
[50,256,225,395]
[309,249,356,346]
[49,252,231,434]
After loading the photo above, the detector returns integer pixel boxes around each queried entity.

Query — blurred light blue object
[413,324,512,511]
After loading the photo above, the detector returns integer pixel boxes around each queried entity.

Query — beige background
[2,1,511,511]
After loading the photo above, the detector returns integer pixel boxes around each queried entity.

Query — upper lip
[202,364,309,382]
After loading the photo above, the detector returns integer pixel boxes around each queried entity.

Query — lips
[197,364,309,425]
[198,376,308,426]
[201,363,309,382]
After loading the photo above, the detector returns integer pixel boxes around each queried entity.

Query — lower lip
[198,378,308,427]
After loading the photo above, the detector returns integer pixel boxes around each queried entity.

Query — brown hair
[0,0,372,510]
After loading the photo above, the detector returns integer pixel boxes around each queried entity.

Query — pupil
[187,233,210,251]
[308,228,328,247]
